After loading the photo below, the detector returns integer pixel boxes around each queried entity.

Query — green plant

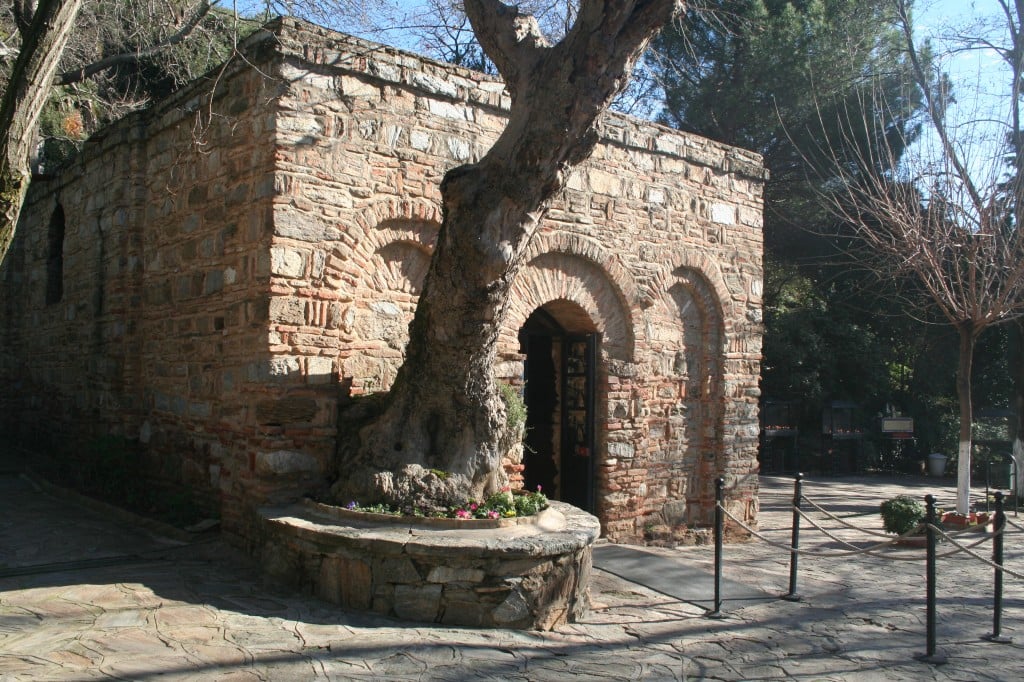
[343,485,549,521]
[880,495,925,535]
[499,382,528,435]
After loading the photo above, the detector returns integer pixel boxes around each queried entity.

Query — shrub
[880,495,925,535]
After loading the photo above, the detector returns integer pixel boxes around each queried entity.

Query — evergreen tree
[648,0,932,442]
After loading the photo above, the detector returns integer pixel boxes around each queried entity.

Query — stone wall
[0,31,285,527]
[260,19,764,541]
[0,17,764,543]
[261,500,599,630]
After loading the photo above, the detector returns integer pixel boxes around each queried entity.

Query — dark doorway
[519,306,598,512]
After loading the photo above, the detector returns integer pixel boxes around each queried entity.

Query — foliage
[0,1,262,174]
[817,0,1024,513]
[498,381,527,436]
[649,0,926,264]
[649,0,936,440]
[762,261,891,410]
[344,485,549,520]
[879,494,925,535]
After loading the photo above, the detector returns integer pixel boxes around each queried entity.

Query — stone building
[0,18,764,543]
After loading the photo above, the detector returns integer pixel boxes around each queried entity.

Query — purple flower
[346,501,358,510]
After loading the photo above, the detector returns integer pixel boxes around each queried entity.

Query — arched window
[45,204,65,305]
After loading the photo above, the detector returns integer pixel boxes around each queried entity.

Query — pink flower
[469,503,478,511]
[455,509,471,519]
[536,485,543,492]
[488,510,500,519]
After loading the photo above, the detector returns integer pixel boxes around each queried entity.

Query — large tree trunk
[334,0,684,510]
[955,323,978,515]
[0,0,85,263]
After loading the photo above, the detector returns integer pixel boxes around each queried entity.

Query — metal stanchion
[783,473,803,601]
[917,494,946,664]
[984,491,1012,643]
[707,476,725,618]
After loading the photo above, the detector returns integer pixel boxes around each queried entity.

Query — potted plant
[880,495,926,536]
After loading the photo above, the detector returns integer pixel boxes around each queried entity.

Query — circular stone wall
[258,500,600,630]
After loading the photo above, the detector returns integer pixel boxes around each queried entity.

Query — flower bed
[341,486,548,522]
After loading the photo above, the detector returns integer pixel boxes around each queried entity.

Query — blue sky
[912,0,1013,180]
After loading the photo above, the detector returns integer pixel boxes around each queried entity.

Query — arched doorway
[518,301,600,512]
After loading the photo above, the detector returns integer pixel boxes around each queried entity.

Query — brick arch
[370,241,432,295]
[325,198,441,293]
[333,200,441,393]
[520,231,642,314]
[505,250,636,360]
[646,249,733,332]
[651,262,727,466]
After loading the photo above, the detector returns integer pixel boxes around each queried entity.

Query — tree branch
[463,0,549,98]
[54,0,216,86]
[12,0,35,36]
[895,0,986,213]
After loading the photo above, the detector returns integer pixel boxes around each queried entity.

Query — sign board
[881,417,914,434]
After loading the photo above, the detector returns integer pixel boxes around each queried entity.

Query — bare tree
[0,0,231,260]
[0,0,377,268]
[821,0,1024,513]
[0,0,84,262]
[334,0,683,511]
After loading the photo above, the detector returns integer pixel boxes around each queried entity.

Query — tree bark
[335,0,684,509]
[0,0,84,264]
[955,323,978,515]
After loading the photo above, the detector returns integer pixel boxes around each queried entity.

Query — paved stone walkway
[1,470,1022,680]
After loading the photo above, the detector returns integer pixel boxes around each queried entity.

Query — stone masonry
[0,18,765,543]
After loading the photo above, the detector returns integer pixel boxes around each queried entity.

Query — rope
[794,505,1003,559]
[927,523,1024,580]
[1005,516,1024,533]
[722,502,1018,565]
[719,503,923,560]
[792,508,930,560]
[799,496,893,538]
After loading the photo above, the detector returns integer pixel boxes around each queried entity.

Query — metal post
[707,476,725,618]
[1012,460,1019,517]
[984,491,1012,643]
[783,473,803,601]
[917,494,946,664]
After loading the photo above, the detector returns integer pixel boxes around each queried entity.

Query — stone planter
[258,499,600,630]
[894,533,928,548]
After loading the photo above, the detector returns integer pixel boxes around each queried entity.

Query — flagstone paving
[1,470,1022,680]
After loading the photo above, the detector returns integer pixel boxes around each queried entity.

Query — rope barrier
[715,479,1020,659]
[721,501,1022,568]
[719,503,925,560]
[927,523,1024,580]
[1005,516,1024,533]
[799,496,893,538]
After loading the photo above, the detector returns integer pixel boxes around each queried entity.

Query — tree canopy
[650,0,927,262]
